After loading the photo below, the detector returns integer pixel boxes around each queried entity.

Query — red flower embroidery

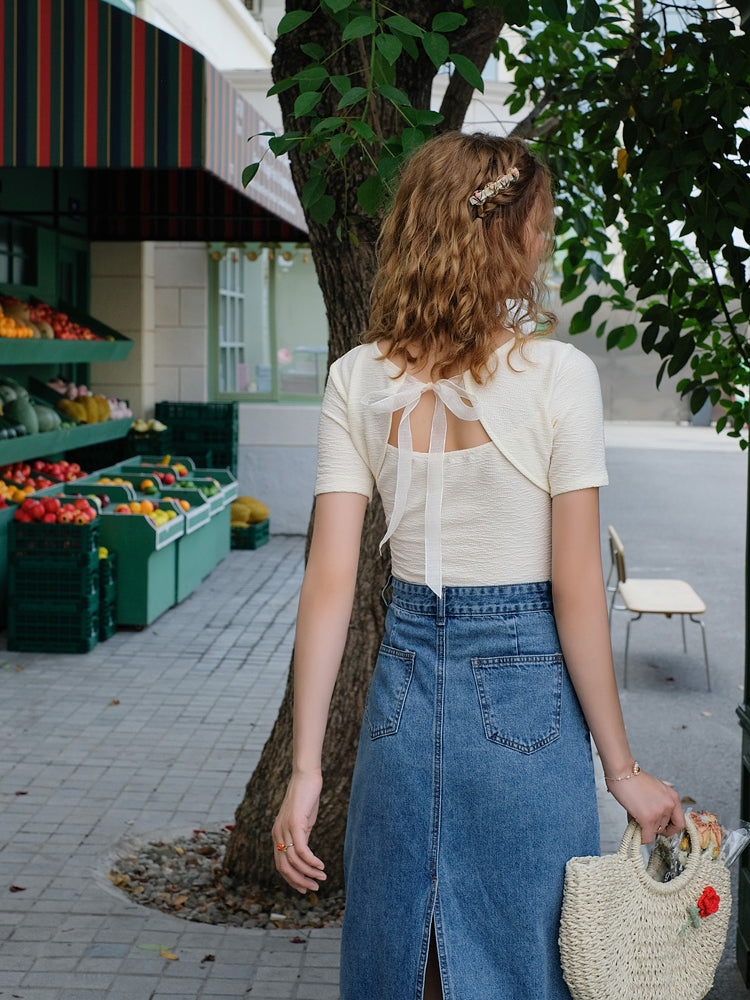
[697,886,720,918]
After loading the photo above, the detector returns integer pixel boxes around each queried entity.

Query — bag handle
[617,814,705,895]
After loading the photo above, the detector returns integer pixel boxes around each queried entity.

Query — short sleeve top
[315,337,608,594]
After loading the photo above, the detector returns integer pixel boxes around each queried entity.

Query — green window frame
[209,242,329,403]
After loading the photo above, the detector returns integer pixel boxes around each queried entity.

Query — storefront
[0,0,309,644]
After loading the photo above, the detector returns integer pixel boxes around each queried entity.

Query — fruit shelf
[0,339,132,364]
[0,417,133,465]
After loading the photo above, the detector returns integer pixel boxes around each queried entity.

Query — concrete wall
[153,242,209,404]
[89,242,155,419]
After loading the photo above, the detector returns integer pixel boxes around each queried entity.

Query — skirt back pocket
[471,654,563,753]
[365,643,415,739]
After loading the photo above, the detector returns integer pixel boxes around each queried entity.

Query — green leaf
[309,195,336,225]
[357,176,385,213]
[342,16,377,41]
[266,78,297,97]
[376,33,403,65]
[450,55,484,93]
[321,0,351,12]
[330,75,352,95]
[423,32,450,69]
[268,133,302,155]
[294,91,323,118]
[402,127,424,155]
[351,120,376,142]
[301,174,327,209]
[277,9,313,35]
[330,133,356,159]
[300,43,326,60]
[376,84,411,106]
[384,14,424,37]
[297,66,329,92]
[241,162,260,187]
[404,109,444,126]
[570,0,600,31]
[541,0,567,20]
[431,12,467,32]
[311,117,343,135]
[337,87,369,109]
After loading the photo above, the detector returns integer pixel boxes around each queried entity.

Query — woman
[272,132,684,1000]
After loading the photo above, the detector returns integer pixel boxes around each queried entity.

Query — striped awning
[0,0,306,234]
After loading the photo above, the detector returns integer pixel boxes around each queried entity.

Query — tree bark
[225,0,507,894]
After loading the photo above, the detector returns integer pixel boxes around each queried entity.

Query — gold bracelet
[604,760,641,784]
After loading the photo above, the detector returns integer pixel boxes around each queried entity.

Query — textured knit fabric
[340,578,600,1000]
[315,337,608,589]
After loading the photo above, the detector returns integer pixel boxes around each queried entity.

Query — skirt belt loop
[380,574,394,609]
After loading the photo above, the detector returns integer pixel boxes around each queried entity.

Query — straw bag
[559,815,731,1000]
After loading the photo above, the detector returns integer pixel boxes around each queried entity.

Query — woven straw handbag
[559,815,731,1000]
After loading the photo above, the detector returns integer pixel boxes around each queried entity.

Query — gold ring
[279,842,293,852]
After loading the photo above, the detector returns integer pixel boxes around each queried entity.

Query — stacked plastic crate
[7,520,101,652]
[154,402,238,473]
[99,552,117,641]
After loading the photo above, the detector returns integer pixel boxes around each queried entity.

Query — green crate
[7,600,99,653]
[99,552,117,589]
[99,601,117,641]
[0,504,18,628]
[10,519,100,557]
[9,555,100,602]
[231,519,269,550]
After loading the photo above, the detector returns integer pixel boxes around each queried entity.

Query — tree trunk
[225,0,502,893]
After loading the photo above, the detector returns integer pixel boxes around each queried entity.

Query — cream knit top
[315,337,608,594]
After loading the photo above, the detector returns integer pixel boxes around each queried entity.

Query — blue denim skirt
[340,578,599,1000]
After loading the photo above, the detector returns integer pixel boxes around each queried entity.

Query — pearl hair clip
[469,166,520,206]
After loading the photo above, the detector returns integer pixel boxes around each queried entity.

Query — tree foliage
[248,0,750,441]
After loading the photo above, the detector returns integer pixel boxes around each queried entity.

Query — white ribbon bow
[364,375,483,596]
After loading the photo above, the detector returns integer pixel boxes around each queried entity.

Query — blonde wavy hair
[362,131,557,384]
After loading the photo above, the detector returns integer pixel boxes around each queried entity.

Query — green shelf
[0,337,131,364]
[0,417,132,465]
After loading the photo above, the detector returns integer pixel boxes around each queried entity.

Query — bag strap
[617,814,705,895]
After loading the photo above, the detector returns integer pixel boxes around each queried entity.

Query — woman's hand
[606,768,685,844]
[272,771,327,894]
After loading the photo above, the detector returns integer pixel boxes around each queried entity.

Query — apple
[114,504,130,514]
[162,472,175,485]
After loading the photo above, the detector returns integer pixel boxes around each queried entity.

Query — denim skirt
[340,578,599,1000]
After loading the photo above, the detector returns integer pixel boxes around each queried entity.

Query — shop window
[211,242,329,402]
[0,218,37,288]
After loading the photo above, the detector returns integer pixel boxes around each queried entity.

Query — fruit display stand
[98,472,215,604]
[54,482,185,627]
[128,457,236,562]
[98,501,184,627]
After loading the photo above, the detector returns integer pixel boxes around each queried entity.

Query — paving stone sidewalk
[0,420,746,999]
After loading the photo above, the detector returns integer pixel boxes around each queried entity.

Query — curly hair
[362,131,557,384]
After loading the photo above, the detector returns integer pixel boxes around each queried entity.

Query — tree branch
[436,9,506,132]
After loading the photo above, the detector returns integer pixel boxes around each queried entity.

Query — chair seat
[618,578,706,616]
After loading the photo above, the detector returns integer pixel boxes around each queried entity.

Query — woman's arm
[273,491,369,893]
[551,487,684,843]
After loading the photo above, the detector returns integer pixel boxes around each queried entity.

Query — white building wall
[153,243,210,404]
[135,0,273,69]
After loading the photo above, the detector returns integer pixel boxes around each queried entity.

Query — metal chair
[606,525,710,690]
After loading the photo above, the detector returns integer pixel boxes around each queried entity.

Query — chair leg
[681,614,687,653]
[691,615,710,692]
[623,613,643,690]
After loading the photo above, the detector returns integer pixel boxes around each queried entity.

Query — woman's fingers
[271,826,326,894]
